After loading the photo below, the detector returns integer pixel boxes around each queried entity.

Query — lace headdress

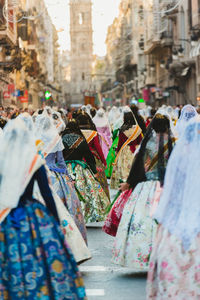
[176,104,197,137]
[155,117,200,250]
[0,119,39,209]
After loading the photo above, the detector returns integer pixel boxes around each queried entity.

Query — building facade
[101,0,200,107]
[0,0,64,109]
[69,0,93,104]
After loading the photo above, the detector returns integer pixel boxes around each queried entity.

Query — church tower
[69,0,93,104]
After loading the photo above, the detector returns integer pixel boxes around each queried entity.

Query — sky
[44,0,121,56]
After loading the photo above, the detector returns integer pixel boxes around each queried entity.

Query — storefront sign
[19,90,28,103]
[3,91,10,99]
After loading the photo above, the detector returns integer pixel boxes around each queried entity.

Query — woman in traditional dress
[18,112,91,263]
[35,112,87,244]
[147,117,200,299]
[0,119,86,299]
[110,107,143,189]
[76,111,110,199]
[176,104,197,137]
[93,108,112,159]
[62,119,110,223]
[105,109,123,179]
[111,114,175,270]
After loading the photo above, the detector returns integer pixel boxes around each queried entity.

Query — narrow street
[81,222,147,300]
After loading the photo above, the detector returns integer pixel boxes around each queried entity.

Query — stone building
[69,0,93,104]
[0,0,63,109]
[144,0,198,106]
[101,0,200,106]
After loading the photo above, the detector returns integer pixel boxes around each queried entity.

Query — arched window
[79,13,84,25]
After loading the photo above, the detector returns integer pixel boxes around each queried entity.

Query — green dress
[105,129,119,178]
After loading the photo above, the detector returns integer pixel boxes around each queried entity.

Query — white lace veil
[17,112,35,133]
[93,108,110,128]
[176,104,197,137]
[52,111,66,133]
[166,106,177,120]
[108,106,121,127]
[0,119,38,209]
[155,117,200,250]
[35,110,64,155]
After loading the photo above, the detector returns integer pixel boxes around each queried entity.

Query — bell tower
[69,0,93,103]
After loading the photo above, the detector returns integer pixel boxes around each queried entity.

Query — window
[79,13,84,25]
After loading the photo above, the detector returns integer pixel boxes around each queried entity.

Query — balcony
[160,30,173,47]
[160,0,179,13]
[144,35,161,54]
[0,6,17,45]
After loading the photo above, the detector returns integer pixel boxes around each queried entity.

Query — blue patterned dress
[0,166,86,299]
[46,152,87,243]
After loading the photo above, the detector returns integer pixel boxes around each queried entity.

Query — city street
[81,224,147,300]
[0,0,199,299]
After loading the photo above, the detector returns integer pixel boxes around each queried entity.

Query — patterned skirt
[95,156,110,200]
[66,162,110,224]
[102,189,132,237]
[112,181,158,270]
[49,170,87,244]
[0,200,86,300]
[147,226,200,299]
[105,137,119,179]
[110,146,135,189]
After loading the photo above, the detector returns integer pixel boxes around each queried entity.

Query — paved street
[80,223,147,300]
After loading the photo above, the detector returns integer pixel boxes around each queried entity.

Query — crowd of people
[0,101,199,299]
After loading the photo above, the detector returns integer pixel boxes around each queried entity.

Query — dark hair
[130,104,139,116]
[0,118,7,129]
[130,105,147,135]
[11,112,19,119]
[76,112,97,131]
[120,111,136,132]
[90,108,96,118]
[38,109,43,115]
[72,110,78,119]
[63,119,84,138]
[152,114,170,133]
[150,109,157,118]
[52,113,59,120]
[127,113,173,188]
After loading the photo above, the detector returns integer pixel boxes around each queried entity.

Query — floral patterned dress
[62,132,110,224]
[147,225,200,299]
[66,162,110,223]
[110,126,142,189]
[81,129,110,199]
[112,181,158,270]
[46,152,87,243]
[0,166,86,299]
[112,134,172,270]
